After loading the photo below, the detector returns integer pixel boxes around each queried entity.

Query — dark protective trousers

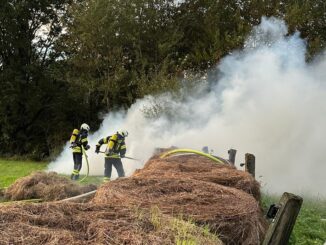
[73,152,83,171]
[104,158,125,178]
[71,152,82,180]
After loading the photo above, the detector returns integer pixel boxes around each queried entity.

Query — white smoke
[49,17,326,198]
[174,0,185,5]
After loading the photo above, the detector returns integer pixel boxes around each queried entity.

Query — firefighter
[70,123,90,180]
[95,130,128,182]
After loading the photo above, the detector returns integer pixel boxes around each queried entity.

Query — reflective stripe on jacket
[70,128,89,153]
[97,133,126,158]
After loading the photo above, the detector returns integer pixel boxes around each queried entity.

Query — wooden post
[202,146,209,153]
[263,192,303,245]
[245,153,255,178]
[228,149,237,165]
[201,146,208,153]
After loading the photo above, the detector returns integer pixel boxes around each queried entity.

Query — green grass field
[0,159,325,244]
[0,159,104,189]
[290,199,326,245]
[0,159,48,188]
[262,194,326,245]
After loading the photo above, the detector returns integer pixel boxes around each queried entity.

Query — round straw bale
[92,177,267,244]
[0,202,222,245]
[4,171,96,201]
[133,155,261,200]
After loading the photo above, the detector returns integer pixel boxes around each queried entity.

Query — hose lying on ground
[79,145,89,182]
[160,148,225,164]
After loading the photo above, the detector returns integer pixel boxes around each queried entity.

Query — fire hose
[160,148,225,164]
[99,151,139,161]
[79,145,90,182]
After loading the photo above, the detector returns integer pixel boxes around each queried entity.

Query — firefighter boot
[103,177,110,183]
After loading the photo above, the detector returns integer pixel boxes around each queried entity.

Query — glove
[120,154,125,158]
[85,145,90,150]
[95,145,100,154]
[70,142,77,148]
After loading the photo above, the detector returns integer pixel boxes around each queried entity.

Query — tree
[1,0,325,158]
[284,0,326,57]
[59,0,180,111]
[0,0,83,159]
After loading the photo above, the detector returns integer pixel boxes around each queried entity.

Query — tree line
[0,0,325,159]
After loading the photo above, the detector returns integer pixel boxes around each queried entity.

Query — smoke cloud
[48,17,326,198]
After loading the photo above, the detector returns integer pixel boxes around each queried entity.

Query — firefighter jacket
[96,133,126,158]
[70,129,89,153]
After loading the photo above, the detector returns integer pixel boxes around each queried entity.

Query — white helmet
[80,123,90,132]
[118,130,128,137]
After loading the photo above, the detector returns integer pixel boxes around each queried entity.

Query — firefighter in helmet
[70,123,90,180]
[95,130,128,182]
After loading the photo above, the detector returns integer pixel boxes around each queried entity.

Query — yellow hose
[79,145,89,182]
[160,148,225,164]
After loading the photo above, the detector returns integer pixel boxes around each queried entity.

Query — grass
[289,199,326,245]
[0,159,48,188]
[0,159,104,189]
[79,176,104,186]
[148,206,222,245]
[262,193,326,245]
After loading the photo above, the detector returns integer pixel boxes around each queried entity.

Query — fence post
[228,149,237,165]
[202,146,209,154]
[245,153,255,178]
[263,192,303,245]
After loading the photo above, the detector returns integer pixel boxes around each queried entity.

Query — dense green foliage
[0,0,94,159]
[1,0,326,158]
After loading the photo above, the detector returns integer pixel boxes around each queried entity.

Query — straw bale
[4,171,96,201]
[0,153,267,244]
[134,154,261,200]
[0,202,222,245]
[93,177,267,244]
